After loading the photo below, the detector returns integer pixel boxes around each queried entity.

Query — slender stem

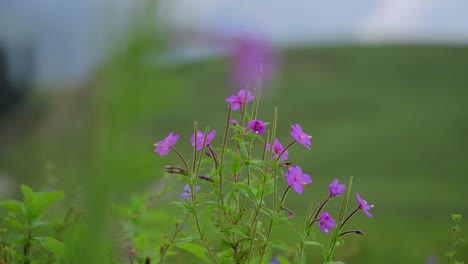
[262,130,270,162]
[207,145,219,169]
[193,209,217,263]
[171,147,190,176]
[326,176,353,263]
[219,105,232,164]
[339,230,364,237]
[192,122,198,176]
[240,87,250,127]
[23,229,32,264]
[259,186,292,263]
[159,215,189,264]
[269,107,278,208]
[252,75,262,120]
[339,207,360,230]
[247,139,253,186]
[313,196,331,225]
[279,186,292,207]
[218,105,232,223]
[277,140,296,162]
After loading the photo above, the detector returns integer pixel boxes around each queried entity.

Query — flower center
[294,174,301,183]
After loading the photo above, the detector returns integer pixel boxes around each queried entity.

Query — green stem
[313,196,332,226]
[338,207,359,230]
[277,140,296,162]
[23,228,32,264]
[170,147,190,177]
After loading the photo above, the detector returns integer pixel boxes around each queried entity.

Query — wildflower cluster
[153,84,374,263]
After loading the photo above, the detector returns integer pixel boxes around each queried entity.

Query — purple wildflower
[267,138,288,161]
[329,179,346,197]
[319,212,336,234]
[356,193,374,218]
[225,89,254,111]
[181,184,201,201]
[290,124,312,150]
[230,37,276,87]
[230,119,238,126]
[154,132,180,156]
[285,166,312,194]
[191,130,216,151]
[249,120,266,135]
[271,257,280,264]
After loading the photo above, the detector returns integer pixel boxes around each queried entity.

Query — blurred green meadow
[1,41,467,263]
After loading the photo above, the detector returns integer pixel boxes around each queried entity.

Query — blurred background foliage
[1,1,468,263]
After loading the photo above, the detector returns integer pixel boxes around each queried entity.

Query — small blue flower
[181,185,201,201]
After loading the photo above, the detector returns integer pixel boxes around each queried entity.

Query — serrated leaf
[176,243,208,262]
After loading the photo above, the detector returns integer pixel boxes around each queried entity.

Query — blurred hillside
[1,43,467,263]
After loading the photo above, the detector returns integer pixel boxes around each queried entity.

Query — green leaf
[134,234,148,252]
[0,199,25,217]
[36,237,73,261]
[248,159,268,171]
[172,234,200,247]
[270,240,293,252]
[304,240,325,249]
[231,155,242,176]
[174,201,196,216]
[21,185,36,210]
[260,207,275,219]
[230,225,250,239]
[176,243,208,262]
[20,184,65,223]
[35,191,65,217]
[232,183,258,205]
[452,213,462,223]
[276,255,292,264]
[239,143,249,161]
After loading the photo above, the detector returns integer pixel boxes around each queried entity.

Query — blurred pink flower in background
[230,36,277,89]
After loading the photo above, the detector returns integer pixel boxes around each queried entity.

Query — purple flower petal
[191,130,217,151]
[249,120,266,135]
[356,193,374,218]
[226,89,254,111]
[329,179,346,197]
[291,124,312,150]
[267,138,288,161]
[154,132,180,156]
[319,212,336,234]
[181,184,201,202]
[285,166,312,195]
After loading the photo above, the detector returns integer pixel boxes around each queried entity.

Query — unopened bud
[198,175,214,182]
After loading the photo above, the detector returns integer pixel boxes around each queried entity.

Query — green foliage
[0,184,78,264]
[147,86,374,264]
[446,214,465,264]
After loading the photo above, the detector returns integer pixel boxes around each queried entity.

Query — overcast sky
[1,0,467,84]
